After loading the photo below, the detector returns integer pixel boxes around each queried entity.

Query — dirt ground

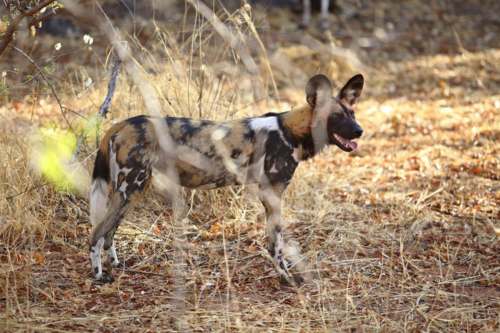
[0,1,499,332]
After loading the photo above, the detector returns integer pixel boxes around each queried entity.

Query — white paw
[274,241,309,285]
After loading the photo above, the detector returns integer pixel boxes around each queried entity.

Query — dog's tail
[90,149,110,226]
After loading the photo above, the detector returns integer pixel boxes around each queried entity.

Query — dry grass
[0,1,499,331]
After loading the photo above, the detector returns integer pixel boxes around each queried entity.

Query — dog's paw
[274,241,310,286]
[110,259,121,268]
[94,272,114,284]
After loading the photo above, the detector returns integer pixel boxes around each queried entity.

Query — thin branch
[186,0,265,101]
[0,0,57,57]
[21,0,56,17]
[5,183,47,201]
[98,55,122,118]
[28,6,57,28]
[13,46,74,132]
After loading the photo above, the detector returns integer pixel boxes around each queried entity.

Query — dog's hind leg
[104,226,120,267]
[89,163,153,282]
[89,192,128,283]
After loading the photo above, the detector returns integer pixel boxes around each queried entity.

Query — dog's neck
[281,105,313,138]
[279,105,317,160]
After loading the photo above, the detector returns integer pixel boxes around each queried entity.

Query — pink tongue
[348,141,358,150]
[334,133,358,150]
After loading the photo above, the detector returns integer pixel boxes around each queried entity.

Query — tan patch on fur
[188,125,218,155]
[175,159,207,187]
[142,120,158,146]
[216,122,254,160]
[98,121,130,161]
[282,105,313,138]
[167,119,184,140]
[114,124,140,164]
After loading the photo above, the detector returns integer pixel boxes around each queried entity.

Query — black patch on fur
[122,164,152,196]
[126,115,149,127]
[299,133,316,160]
[327,112,363,141]
[92,149,110,182]
[168,117,215,146]
[242,119,256,141]
[202,146,216,159]
[275,113,297,147]
[180,119,202,137]
[268,245,275,257]
[272,113,316,160]
[264,131,298,185]
[261,112,281,118]
[231,149,241,159]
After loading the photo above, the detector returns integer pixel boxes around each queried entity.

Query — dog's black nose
[354,128,363,138]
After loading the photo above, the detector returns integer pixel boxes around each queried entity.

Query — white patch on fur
[90,237,105,279]
[211,127,230,141]
[118,180,128,198]
[277,128,292,148]
[249,155,266,181]
[107,243,119,267]
[275,232,285,259]
[89,179,108,226]
[249,117,279,132]
[134,178,144,187]
[109,144,119,185]
[120,167,133,176]
[269,163,278,174]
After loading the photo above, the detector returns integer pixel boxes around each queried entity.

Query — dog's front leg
[259,184,307,285]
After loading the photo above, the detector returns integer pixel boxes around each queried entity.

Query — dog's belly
[177,163,239,189]
[174,154,261,189]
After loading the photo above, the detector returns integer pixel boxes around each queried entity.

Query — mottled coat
[89,74,365,284]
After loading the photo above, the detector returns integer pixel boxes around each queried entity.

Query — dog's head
[306,74,364,152]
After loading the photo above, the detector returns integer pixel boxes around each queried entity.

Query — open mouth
[332,133,358,152]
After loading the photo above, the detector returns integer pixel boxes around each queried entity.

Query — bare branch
[0,0,57,57]
[13,46,73,132]
[28,6,57,28]
[98,55,122,119]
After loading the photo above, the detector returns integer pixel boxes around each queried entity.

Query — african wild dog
[89,73,364,284]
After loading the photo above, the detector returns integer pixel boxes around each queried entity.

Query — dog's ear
[338,74,364,106]
[306,74,333,108]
